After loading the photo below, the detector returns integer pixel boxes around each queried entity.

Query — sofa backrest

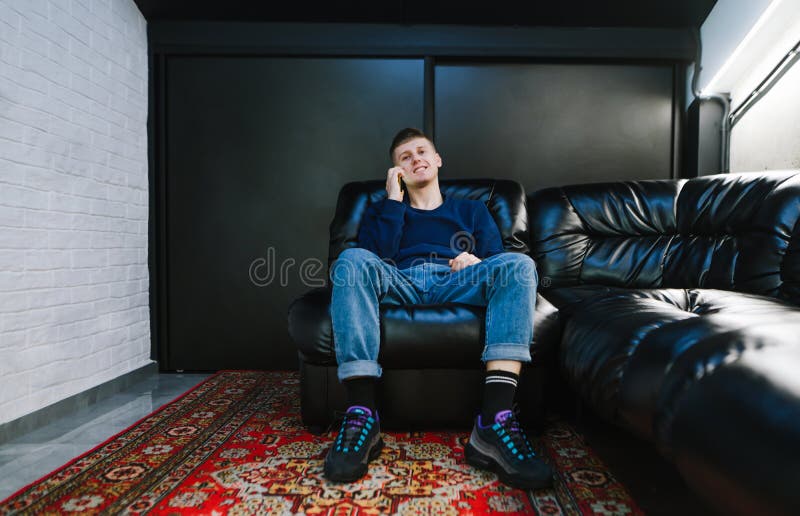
[328,179,530,267]
[528,171,800,305]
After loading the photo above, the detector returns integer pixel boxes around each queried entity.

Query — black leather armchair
[528,171,800,515]
[288,179,561,431]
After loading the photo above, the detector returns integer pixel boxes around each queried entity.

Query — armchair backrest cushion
[328,179,530,267]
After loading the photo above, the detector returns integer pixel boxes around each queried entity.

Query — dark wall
[149,23,694,371]
[435,62,676,189]
[164,57,423,370]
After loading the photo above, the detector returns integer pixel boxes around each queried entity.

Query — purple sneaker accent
[345,405,379,422]
[346,405,373,417]
[494,409,513,424]
[476,414,491,429]
[343,405,377,433]
[478,409,517,430]
[495,409,522,433]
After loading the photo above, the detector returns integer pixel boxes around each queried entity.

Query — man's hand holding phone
[386,166,405,202]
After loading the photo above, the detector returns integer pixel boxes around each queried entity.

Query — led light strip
[701,0,785,95]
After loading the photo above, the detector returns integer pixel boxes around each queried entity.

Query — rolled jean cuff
[337,360,383,382]
[481,343,532,363]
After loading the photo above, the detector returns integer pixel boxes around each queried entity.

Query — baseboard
[0,362,159,445]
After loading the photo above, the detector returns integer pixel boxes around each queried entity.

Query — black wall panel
[434,63,675,190]
[685,98,724,177]
[165,57,423,370]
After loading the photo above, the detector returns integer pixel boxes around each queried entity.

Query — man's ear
[435,153,442,167]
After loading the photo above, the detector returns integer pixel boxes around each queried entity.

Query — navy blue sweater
[357,195,504,269]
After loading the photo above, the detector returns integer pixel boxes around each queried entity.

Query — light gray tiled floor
[0,373,209,501]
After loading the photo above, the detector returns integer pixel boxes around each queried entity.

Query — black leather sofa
[288,179,559,431]
[528,170,800,515]
[288,171,800,514]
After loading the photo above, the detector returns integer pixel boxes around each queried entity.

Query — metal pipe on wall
[729,38,800,128]
[691,28,731,173]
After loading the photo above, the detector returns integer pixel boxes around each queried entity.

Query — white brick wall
[0,0,152,425]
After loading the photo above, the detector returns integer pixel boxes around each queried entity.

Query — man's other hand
[449,252,481,272]
[386,167,404,202]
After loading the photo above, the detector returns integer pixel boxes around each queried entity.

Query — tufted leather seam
[779,209,800,297]
[687,288,702,314]
[559,187,592,285]
[728,241,739,291]
[665,179,685,285]
[658,234,678,288]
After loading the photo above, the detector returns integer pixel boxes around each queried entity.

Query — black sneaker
[465,408,554,489]
[323,405,384,482]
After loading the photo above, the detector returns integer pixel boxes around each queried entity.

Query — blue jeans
[329,248,538,381]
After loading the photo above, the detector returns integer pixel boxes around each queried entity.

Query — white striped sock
[485,375,518,386]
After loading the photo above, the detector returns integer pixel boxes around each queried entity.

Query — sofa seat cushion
[661,343,800,515]
[288,287,561,368]
[554,287,800,440]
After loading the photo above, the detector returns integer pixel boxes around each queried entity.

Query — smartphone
[398,175,406,192]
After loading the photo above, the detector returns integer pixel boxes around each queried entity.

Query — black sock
[481,370,519,423]
[344,377,377,412]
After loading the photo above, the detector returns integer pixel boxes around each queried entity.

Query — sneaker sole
[324,438,385,483]
[465,441,553,490]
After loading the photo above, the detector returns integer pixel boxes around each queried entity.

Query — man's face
[392,137,442,187]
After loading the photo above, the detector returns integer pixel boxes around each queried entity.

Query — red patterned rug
[0,371,642,515]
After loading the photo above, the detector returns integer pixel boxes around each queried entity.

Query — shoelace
[494,408,536,461]
[331,410,374,454]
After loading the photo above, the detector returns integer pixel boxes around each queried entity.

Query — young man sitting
[324,128,553,490]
